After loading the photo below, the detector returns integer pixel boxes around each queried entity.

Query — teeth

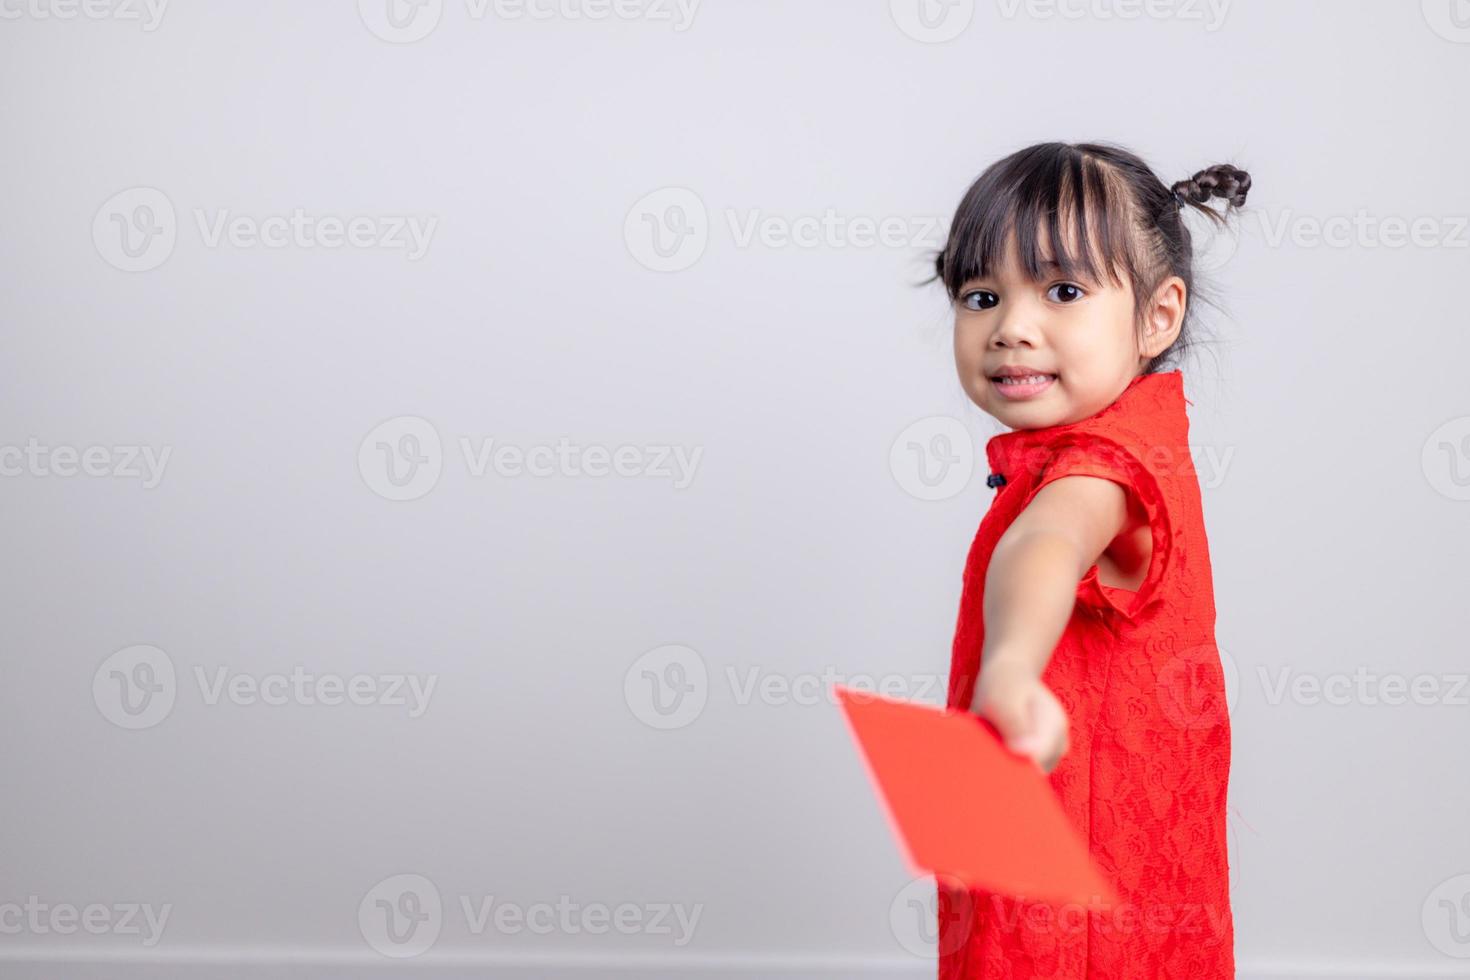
[996,374,1054,385]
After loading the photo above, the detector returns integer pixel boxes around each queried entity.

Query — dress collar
[984,369,1186,483]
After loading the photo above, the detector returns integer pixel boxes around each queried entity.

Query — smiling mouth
[988,372,1058,400]
[991,373,1057,385]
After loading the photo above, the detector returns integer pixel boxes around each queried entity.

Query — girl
[929,142,1249,978]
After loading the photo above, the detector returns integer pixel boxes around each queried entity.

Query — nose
[988,310,1040,349]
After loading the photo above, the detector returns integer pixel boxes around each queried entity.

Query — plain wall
[2,1,1468,976]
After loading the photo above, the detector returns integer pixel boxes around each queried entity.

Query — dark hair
[927,141,1251,375]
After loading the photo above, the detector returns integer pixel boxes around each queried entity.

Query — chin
[978,389,1059,429]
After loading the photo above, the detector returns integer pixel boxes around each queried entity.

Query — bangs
[939,144,1139,299]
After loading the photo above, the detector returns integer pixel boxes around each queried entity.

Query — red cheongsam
[938,369,1234,979]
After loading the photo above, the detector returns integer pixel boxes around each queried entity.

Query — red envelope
[833,684,1117,906]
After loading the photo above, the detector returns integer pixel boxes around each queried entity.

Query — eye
[959,289,998,311]
[1047,282,1086,303]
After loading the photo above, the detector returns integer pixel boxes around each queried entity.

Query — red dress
[939,369,1234,979]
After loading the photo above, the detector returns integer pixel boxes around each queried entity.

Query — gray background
[2,1,1468,977]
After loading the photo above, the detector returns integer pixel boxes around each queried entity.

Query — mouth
[988,370,1057,400]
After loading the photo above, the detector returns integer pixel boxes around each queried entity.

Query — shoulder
[1015,433,1179,620]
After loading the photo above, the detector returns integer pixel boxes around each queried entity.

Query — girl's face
[952,225,1184,431]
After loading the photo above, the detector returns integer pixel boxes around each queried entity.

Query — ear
[1140,275,1186,358]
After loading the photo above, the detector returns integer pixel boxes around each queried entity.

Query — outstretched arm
[968,474,1131,772]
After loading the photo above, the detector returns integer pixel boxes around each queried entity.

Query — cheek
[1065,301,1134,353]
[953,320,983,362]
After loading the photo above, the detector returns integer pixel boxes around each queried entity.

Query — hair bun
[1172,165,1251,209]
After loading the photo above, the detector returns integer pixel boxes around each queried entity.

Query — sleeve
[1014,434,1174,622]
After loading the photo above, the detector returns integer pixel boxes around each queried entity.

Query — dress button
[986,473,1007,488]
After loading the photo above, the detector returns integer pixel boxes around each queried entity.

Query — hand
[970,659,1070,774]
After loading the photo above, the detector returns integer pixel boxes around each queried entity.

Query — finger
[1037,701,1070,773]
[1034,688,1068,732]
[1000,695,1039,753]
[984,689,1035,748]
